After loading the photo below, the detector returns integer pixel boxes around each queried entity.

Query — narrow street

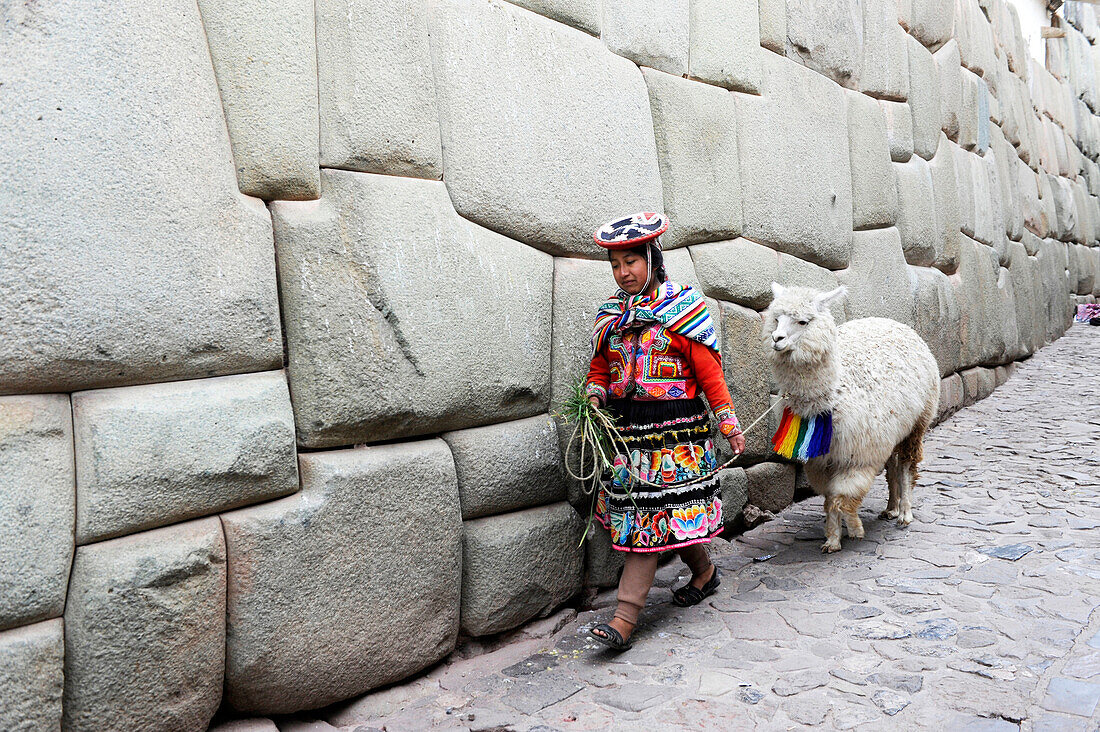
[320,325,1100,732]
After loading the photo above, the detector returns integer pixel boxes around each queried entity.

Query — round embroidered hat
[593,211,669,249]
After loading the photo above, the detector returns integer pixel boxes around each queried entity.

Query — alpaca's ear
[813,286,848,312]
[770,281,785,299]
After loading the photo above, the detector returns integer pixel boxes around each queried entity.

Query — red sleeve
[585,347,610,404]
[677,335,743,438]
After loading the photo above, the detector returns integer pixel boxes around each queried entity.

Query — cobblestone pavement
[312,325,1100,732]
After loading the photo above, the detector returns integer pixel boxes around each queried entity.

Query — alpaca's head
[763,283,847,363]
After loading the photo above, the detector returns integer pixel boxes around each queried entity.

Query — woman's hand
[589,396,600,409]
[727,433,745,456]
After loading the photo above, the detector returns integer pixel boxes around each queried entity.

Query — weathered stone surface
[551,257,613,429]
[909,0,954,48]
[911,266,962,376]
[937,372,963,420]
[721,467,749,519]
[462,503,583,636]
[758,0,787,53]
[316,0,442,178]
[429,0,662,256]
[0,619,64,732]
[746,462,796,514]
[958,68,990,154]
[736,53,852,269]
[1006,241,1039,357]
[643,69,741,249]
[198,0,319,199]
[930,134,962,273]
[222,440,461,714]
[908,36,942,160]
[72,371,298,544]
[880,100,915,162]
[209,720,280,732]
[955,0,996,78]
[954,235,1007,368]
[847,91,898,229]
[785,0,862,86]
[0,0,283,394]
[837,228,917,327]
[861,0,909,100]
[0,395,73,631]
[895,156,940,267]
[443,415,564,520]
[602,0,689,75]
[63,518,226,732]
[272,171,551,448]
[990,127,1024,242]
[935,40,962,140]
[688,0,761,92]
[720,302,773,460]
[585,525,626,588]
[505,0,600,34]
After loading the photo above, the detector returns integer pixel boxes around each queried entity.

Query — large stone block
[721,467,749,519]
[0,0,283,396]
[953,235,1006,368]
[990,129,1024,243]
[602,0,689,75]
[937,373,963,421]
[1006,241,1039,357]
[785,0,862,86]
[929,134,961,273]
[643,69,741,249]
[0,619,64,732]
[316,0,442,179]
[837,228,917,327]
[550,258,613,416]
[222,440,460,713]
[861,0,909,100]
[909,0,954,48]
[907,36,942,160]
[745,462,795,513]
[272,171,551,448]
[758,0,787,53]
[894,157,940,267]
[505,0,600,34]
[1037,238,1073,342]
[428,0,662,257]
[584,525,625,588]
[688,0,761,92]
[954,0,995,77]
[0,395,73,632]
[63,518,225,732]
[736,54,853,269]
[198,0,319,199]
[719,302,772,460]
[461,503,583,636]
[911,266,962,376]
[880,100,915,162]
[934,40,962,140]
[847,91,898,229]
[443,414,565,520]
[958,68,990,154]
[72,371,298,545]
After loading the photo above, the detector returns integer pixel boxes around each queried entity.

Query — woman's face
[609,248,650,295]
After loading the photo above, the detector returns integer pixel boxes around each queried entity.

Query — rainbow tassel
[772,407,833,460]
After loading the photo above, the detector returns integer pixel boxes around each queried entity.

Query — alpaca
[763,283,940,553]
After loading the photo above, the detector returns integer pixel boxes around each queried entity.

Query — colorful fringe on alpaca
[771,407,833,461]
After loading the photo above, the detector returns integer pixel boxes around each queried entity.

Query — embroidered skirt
[595,396,723,553]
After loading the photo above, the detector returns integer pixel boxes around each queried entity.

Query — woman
[585,211,745,650]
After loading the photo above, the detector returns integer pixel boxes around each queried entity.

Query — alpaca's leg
[895,421,928,527]
[839,494,866,540]
[822,495,843,553]
[880,453,901,520]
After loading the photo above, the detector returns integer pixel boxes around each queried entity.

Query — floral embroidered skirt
[595,396,723,553]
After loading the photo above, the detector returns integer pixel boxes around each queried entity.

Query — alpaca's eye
[797,319,808,326]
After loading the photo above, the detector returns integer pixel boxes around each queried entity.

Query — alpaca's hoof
[849,527,865,540]
[879,509,899,520]
[821,540,842,553]
[897,513,913,527]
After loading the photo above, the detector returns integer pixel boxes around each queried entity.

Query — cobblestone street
[316,325,1100,732]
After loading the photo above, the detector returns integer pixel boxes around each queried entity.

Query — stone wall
[2,0,1099,726]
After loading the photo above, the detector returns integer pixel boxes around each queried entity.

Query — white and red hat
[593,212,669,250]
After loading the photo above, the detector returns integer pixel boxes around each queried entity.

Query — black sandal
[672,566,721,607]
[590,623,633,650]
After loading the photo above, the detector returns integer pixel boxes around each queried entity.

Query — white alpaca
[763,284,940,553]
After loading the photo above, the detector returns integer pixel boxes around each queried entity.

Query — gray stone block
[1006,241,1039,357]
[990,128,1023,243]
[959,367,980,406]
[63,518,226,732]
[209,721,280,732]
[847,91,898,230]
[0,619,63,732]
[745,462,795,514]
[198,0,319,199]
[958,68,990,153]
[428,0,662,257]
[880,100,915,162]
[954,235,1007,368]
[719,302,773,461]
[935,40,962,141]
[72,371,298,544]
[785,0,862,87]
[443,414,565,520]
[688,0,761,93]
[907,36,941,160]
[272,171,551,449]
[894,157,940,267]
[955,0,995,78]
[929,134,961,273]
[221,440,461,714]
[861,0,909,100]
[461,502,583,636]
[643,69,741,249]
[316,0,442,179]
[736,53,852,269]
[721,467,749,519]
[585,525,626,588]
[837,228,917,327]
[0,395,74,632]
[504,0,600,34]
[758,0,786,53]
[550,258,614,421]
[0,0,283,394]
[911,266,962,377]
[936,373,963,422]
[909,0,954,48]
[602,0,689,75]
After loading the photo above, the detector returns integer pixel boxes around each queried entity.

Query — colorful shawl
[772,407,833,461]
[591,281,718,355]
